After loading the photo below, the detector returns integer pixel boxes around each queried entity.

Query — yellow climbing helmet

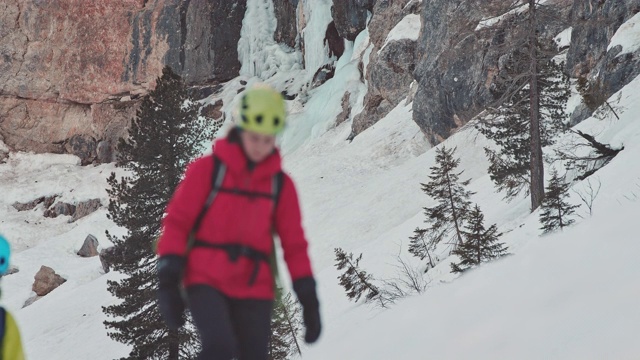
[238,85,286,135]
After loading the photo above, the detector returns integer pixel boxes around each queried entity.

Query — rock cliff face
[273,0,299,49]
[411,0,640,143]
[331,0,374,41]
[566,0,640,123]
[0,0,246,161]
[1,0,638,156]
[410,0,572,144]
[351,0,420,136]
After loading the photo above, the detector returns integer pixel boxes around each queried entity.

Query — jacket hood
[212,131,282,179]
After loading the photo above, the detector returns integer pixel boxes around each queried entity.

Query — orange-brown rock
[0,0,247,159]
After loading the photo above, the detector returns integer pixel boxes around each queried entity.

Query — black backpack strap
[272,171,285,212]
[269,171,285,286]
[184,155,226,256]
[0,306,5,343]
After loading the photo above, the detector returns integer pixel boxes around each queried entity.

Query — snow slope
[5,71,637,359]
[0,155,130,359]
[302,74,640,359]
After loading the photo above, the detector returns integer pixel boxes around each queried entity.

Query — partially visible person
[156,85,321,360]
[0,234,26,360]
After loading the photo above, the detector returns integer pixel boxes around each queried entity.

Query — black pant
[187,285,273,360]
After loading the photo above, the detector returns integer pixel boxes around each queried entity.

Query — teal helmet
[0,234,10,275]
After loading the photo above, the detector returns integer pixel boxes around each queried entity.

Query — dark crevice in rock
[179,0,191,72]
[325,21,345,59]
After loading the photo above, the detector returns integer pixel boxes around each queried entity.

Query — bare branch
[572,177,601,216]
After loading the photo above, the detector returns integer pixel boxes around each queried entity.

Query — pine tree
[407,227,439,272]
[420,146,475,251]
[102,66,220,360]
[478,53,570,203]
[450,205,507,273]
[268,288,303,360]
[476,1,570,211]
[539,169,580,233]
[334,248,384,306]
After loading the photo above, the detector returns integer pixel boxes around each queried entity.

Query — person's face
[240,130,276,163]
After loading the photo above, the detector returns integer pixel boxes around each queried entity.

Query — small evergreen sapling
[407,227,439,272]
[268,288,303,360]
[539,169,580,233]
[420,146,475,251]
[450,205,507,273]
[334,248,384,306]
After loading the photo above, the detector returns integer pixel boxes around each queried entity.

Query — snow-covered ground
[0,155,130,359]
[379,14,421,53]
[608,12,640,56]
[302,73,640,359]
[1,3,640,360]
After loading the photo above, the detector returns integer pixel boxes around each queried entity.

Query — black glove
[293,277,322,343]
[157,255,186,330]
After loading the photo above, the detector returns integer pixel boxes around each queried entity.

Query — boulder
[65,134,97,165]
[13,195,58,212]
[201,100,224,120]
[311,64,336,90]
[1,266,19,278]
[32,266,67,296]
[44,202,76,218]
[13,197,44,212]
[96,140,114,164]
[72,199,102,222]
[99,247,116,274]
[77,235,100,258]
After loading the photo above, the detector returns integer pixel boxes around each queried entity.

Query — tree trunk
[558,207,563,230]
[168,329,179,360]
[421,233,435,268]
[605,101,620,120]
[528,0,545,211]
[446,173,464,249]
[347,258,379,297]
[284,302,303,356]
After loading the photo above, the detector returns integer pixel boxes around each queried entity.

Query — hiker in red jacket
[156,85,321,360]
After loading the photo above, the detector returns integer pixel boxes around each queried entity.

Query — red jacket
[156,136,313,299]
